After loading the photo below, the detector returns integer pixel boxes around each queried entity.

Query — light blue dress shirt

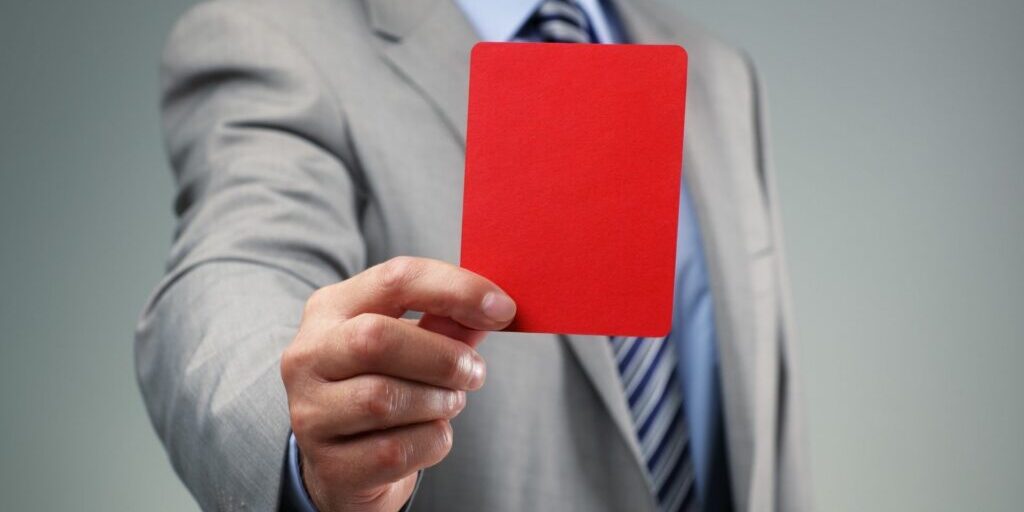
[285,2,725,509]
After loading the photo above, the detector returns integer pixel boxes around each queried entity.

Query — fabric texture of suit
[135,0,813,510]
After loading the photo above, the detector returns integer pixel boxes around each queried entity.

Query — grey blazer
[135,0,813,510]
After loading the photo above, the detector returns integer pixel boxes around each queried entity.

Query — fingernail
[481,292,516,323]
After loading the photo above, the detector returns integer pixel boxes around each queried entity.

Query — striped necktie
[514,0,596,42]
[515,2,698,511]
[611,336,697,512]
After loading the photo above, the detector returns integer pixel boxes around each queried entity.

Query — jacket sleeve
[135,3,367,509]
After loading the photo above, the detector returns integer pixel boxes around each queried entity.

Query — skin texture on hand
[280,257,516,512]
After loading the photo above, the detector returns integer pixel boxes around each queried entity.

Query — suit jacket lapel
[366,0,475,143]
[561,334,657,497]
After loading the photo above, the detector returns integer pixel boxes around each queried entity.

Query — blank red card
[460,42,688,336]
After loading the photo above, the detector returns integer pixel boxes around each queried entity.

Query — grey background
[1,0,1021,510]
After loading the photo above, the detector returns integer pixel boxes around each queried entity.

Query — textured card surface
[461,42,688,336]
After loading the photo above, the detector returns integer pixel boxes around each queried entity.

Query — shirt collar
[453,0,545,41]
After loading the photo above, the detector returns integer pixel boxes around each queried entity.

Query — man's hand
[280,257,517,512]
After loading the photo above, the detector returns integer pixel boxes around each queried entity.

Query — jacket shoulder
[168,0,372,50]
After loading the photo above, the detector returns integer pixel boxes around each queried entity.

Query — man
[135,0,812,510]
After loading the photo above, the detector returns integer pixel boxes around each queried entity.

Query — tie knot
[515,0,596,43]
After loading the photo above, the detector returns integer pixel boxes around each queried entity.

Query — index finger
[323,257,516,331]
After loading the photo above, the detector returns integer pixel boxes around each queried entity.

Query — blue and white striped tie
[611,336,697,512]
[514,0,596,43]
[515,2,698,510]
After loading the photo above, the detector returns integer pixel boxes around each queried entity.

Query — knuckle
[280,348,299,383]
[360,378,396,422]
[373,437,407,473]
[280,345,310,384]
[440,350,471,386]
[435,420,454,456]
[376,256,421,292]
[353,313,389,342]
[288,401,316,436]
[345,314,390,366]
[303,287,331,318]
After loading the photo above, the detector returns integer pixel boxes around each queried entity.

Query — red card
[460,42,688,336]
